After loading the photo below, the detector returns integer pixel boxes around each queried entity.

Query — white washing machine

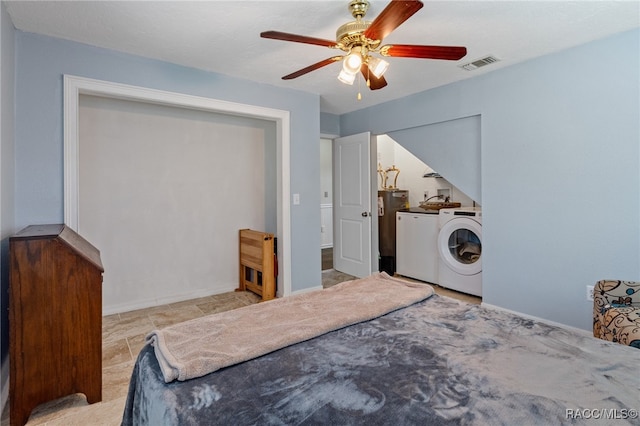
[438,207,482,296]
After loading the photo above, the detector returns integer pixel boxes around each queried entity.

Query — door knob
[361,211,370,217]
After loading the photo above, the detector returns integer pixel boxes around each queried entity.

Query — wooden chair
[237,229,276,301]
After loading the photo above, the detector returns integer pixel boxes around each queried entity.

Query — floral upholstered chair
[593,280,640,349]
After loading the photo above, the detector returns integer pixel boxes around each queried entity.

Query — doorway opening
[320,136,357,287]
[320,137,334,271]
[64,75,292,313]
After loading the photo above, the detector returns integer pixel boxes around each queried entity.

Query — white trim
[291,285,324,296]
[320,133,339,139]
[63,75,292,297]
[481,302,593,337]
[320,203,333,249]
[0,359,8,418]
[102,285,239,316]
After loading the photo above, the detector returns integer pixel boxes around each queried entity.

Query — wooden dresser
[9,224,104,426]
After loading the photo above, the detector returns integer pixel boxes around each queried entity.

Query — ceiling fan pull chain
[366,65,371,88]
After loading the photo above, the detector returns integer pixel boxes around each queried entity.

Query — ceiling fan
[260,0,467,94]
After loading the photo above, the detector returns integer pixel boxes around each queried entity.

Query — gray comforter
[122,294,639,425]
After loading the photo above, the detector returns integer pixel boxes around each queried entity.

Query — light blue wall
[341,29,640,331]
[320,111,340,136]
[8,21,640,334]
[0,0,15,409]
[14,32,322,293]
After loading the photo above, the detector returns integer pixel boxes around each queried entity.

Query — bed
[121,273,639,425]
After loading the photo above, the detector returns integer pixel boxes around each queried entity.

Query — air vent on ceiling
[459,55,500,71]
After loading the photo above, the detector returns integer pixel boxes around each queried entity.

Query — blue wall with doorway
[340,29,640,331]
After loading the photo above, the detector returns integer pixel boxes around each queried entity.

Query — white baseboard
[103,282,325,315]
[481,302,592,337]
[291,285,323,296]
[102,284,238,316]
[1,358,8,417]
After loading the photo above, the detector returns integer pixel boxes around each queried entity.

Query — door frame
[63,75,292,297]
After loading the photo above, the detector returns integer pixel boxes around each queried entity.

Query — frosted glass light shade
[368,56,389,78]
[338,69,356,85]
[343,53,363,74]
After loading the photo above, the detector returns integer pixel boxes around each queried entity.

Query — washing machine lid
[438,217,482,276]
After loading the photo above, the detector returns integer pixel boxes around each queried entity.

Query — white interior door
[333,132,373,277]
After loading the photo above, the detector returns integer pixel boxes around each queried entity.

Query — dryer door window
[448,229,481,265]
[438,218,482,276]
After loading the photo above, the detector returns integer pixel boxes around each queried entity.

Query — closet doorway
[64,76,291,314]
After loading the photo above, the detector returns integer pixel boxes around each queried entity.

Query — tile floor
[321,247,333,270]
[1,290,261,426]
[1,272,479,425]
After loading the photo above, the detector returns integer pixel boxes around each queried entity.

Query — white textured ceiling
[5,0,639,114]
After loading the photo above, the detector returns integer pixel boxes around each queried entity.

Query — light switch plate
[293,193,300,205]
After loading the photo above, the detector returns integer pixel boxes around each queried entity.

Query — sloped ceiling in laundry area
[387,116,481,203]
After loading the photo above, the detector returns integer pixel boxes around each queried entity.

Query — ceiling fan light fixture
[338,68,357,85]
[343,52,363,74]
[261,0,466,95]
[367,56,389,78]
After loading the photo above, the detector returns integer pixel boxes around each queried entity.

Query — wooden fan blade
[364,0,424,42]
[261,31,338,48]
[380,44,467,60]
[282,56,343,80]
[361,64,388,90]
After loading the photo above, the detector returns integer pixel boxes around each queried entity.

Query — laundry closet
[376,134,482,297]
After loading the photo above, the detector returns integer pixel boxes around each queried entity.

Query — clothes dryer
[437,207,482,296]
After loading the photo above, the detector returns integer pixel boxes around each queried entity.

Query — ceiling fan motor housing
[337,0,381,52]
[336,20,373,49]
